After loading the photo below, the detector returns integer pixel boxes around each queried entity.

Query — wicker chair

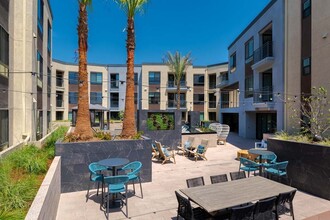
[254,197,277,220]
[186,176,205,188]
[177,136,195,156]
[230,203,255,220]
[155,141,176,164]
[188,139,209,162]
[210,174,228,184]
[175,191,213,220]
[230,171,246,181]
[275,190,296,220]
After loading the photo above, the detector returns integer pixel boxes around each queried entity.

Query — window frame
[230,52,237,72]
[69,71,78,84]
[148,92,160,104]
[90,72,102,85]
[245,38,254,63]
[90,92,102,104]
[193,74,205,86]
[302,57,311,75]
[302,0,311,18]
[149,72,161,85]
[69,92,78,104]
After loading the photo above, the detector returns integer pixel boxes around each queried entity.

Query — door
[256,113,276,140]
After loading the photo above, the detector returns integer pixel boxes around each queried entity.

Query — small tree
[290,87,330,140]
[164,51,192,110]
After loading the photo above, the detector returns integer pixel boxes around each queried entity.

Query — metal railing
[253,86,273,103]
[208,101,217,108]
[56,100,63,107]
[56,79,64,87]
[167,100,187,108]
[254,41,273,63]
[167,81,187,88]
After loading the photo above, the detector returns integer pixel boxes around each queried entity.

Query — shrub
[94,131,112,140]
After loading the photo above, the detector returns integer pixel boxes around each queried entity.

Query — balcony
[166,81,188,92]
[56,99,64,108]
[253,86,275,109]
[167,100,187,109]
[252,41,274,72]
[110,101,119,110]
[110,81,119,90]
[216,73,229,88]
[208,101,217,109]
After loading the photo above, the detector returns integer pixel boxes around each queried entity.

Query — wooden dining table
[180,176,296,214]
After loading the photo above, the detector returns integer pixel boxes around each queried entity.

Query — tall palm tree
[74,0,93,139]
[116,0,148,138]
[164,51,192,109]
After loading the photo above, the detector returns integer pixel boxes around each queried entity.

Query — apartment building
[219,0,330,139]
[141,63,228,122]
[0,0,53,147]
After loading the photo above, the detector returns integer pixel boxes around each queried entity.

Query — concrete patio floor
[56,133,330,220]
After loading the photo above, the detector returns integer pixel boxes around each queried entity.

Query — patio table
[98,158,129,176]
[180,176,295,214]
[248,149,275,175]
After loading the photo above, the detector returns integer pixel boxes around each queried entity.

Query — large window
[90,72,102,84]
[69,92,78,104]
[47,21,52,52]
[149,92,160,104]
[209,74,216,89]
[110,93,119,108]
[245,38,254,63]
[230,53,236,72]
[303,0,311,18]
[90,92,102,104]
[302,57,311,75]
[194,74,204,86]
[149,72,160,85]
[69,71,78,84]
[37,0,44,34]
[110,73,119,89]
[193,94,204,105]
[0,26,9,77]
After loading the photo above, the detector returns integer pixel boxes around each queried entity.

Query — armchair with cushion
[188,139,209,162]
[155,141,176,164]
[177,136,195,156]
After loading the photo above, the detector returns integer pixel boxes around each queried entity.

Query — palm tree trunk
[176,83,181,110]
[74,2,93,139]
[121,17,137,138]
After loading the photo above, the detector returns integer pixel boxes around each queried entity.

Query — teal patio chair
[239,157,260,177]
[86,162,107,202]
[120,161,143,198]
[104,175,129,219]
[261,153,277,175]
[265,161,290,184]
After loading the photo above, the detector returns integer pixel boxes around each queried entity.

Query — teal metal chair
[120,161,143,198]
[104,175,129,219]
[261,153,277,168]
[86,162,107,202]
[239,157,260,177]
[265,161,289,182]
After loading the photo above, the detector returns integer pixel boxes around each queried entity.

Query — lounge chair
[188,139,209,162]
[151,143,159,160]
[155,141,176,164]
[177,136,195,156]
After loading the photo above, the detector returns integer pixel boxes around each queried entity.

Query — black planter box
[268,138,330,200]
[55,137,152,193]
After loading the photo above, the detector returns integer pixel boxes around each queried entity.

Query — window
[193,94,204,105]
[209,74,216,89]
[110,73,119,89]
[0,26,9,77]
[37,0,44,34]
[245,38,254,63]
[90,72,102,84]
[194,74,204,86]
[134,92,138,104]
[47,21,52,52]
[134,72,138,85]
[245,75,254,98]
[37,52,43,80]
[149,92,160,104]
[90,92,102,104]
[68,112,72,121]
[303,0,311,18]
[69,92,78,104]
[302,57,311,75]
[110,93,119,108]
[149,72,160,85]
[0,110,9,147]
[230,53,236,72]
[47,68,51,98]
[69,71,78,84]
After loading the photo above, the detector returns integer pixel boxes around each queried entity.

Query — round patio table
[98,158,129,176]
[248,149,275,175]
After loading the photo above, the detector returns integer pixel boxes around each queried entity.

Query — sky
[50,0,270,66]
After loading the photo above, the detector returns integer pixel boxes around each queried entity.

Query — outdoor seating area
[57,133,330,220]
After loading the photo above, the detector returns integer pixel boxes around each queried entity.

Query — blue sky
[50,0,270,66]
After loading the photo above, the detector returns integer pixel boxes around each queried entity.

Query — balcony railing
[167,81,187,88]
[56,100,63,107]
[253,86,273,103]
[254,41,273,63]
[167,100,187,108]
[208,101,217,108]
[56,79,64,87]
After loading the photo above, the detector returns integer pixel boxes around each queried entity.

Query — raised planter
[55,137,152,193]
[268,138,330,200]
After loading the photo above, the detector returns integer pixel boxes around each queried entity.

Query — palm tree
[74,0,93,140]
[164,51,192,109]
[116,0,148,138]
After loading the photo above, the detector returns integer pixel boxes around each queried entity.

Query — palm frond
[164,51,192,82]
[115,0,148,18]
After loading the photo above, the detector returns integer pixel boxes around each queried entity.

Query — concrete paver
[56,133,330,220]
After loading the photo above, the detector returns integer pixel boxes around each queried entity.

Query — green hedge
[0,126,68,219]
